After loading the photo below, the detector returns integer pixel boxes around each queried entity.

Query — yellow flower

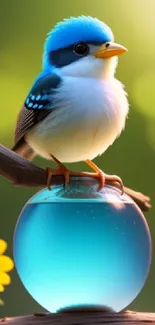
[0,239,14,293]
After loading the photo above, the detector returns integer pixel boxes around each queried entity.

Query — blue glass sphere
[13,179,152,313]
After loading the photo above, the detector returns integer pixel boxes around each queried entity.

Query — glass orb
[13,178,152,313]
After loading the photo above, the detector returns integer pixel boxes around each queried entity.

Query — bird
[12,16,129,191]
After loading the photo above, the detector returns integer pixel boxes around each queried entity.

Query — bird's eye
[73,42,89,56]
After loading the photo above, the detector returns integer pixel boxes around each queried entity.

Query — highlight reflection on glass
[13,179,152,313]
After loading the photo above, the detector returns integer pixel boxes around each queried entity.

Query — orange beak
[94,42,127,59]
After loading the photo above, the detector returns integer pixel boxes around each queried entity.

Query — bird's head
[43,16,127,79]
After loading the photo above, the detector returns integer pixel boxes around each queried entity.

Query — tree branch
[1,310,155,325]
[0,144,151,212]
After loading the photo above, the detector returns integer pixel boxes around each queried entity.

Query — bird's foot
[46,164,70,190]
[80,169,124,193]
[96,171,124,194]
[85,160,124,193]
[46,154,72,190]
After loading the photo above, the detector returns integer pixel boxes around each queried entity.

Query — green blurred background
[0,0,155,317]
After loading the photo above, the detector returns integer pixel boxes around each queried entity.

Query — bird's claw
[90,169,124,194]
[85,160,124,194]
[102,172,124,195]
[46,166,70,190]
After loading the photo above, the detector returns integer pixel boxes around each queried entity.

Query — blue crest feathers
[43,16,114,69]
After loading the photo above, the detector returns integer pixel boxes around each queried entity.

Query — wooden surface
[0,144,151,212]
[1,310,155,325]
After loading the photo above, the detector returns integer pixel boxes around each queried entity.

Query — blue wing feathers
[24,72,61,110]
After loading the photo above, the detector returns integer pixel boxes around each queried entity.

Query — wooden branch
[1,310,155,325]
[0,144,151,212]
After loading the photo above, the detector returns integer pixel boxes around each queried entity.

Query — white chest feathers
[27,76,129,162]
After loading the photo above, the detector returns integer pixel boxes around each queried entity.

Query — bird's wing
[12,72,61,160]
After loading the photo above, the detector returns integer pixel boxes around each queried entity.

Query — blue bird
[12,16,129,191]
